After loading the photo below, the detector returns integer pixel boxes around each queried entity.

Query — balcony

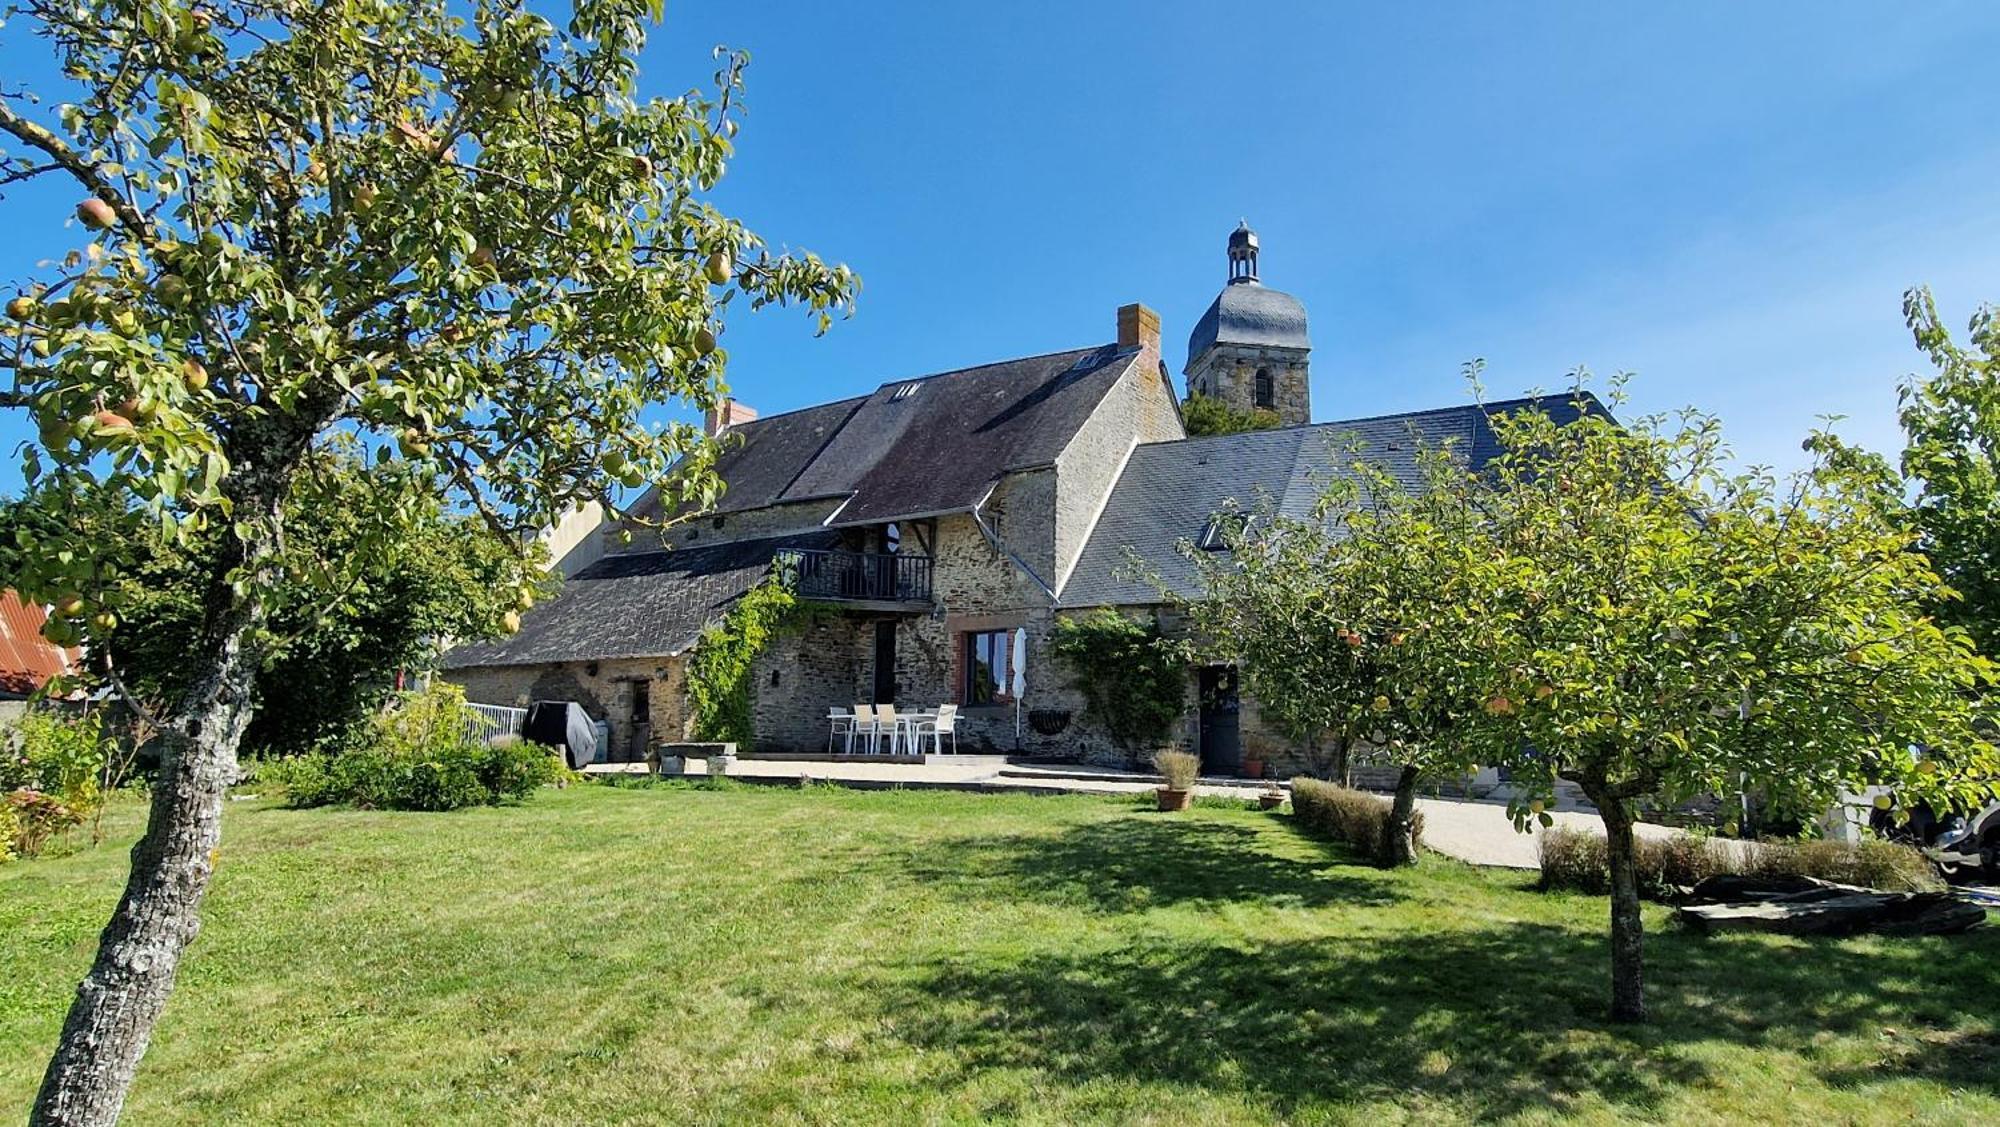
[783,549,934,609]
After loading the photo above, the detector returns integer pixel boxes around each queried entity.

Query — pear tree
[0,2,855,1121]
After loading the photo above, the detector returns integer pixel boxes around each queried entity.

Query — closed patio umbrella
[1011,628,1027,748]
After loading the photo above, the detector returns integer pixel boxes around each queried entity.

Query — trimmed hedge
[1537,827,1940,898]
[1290,778,1424,865]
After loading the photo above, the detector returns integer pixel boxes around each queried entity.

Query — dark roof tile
[440,530,838,668]
[1057,394,1604,607]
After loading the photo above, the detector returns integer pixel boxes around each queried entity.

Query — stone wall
[1186,342,1311,428]
[751,612,873,752]
[444,655,689,761]
[1052,356,1185,591]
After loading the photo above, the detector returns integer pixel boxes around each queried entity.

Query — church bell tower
[1184,222,1311,427]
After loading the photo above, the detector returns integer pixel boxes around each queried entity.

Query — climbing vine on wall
[686,572,803,744]
[1048,608,1190,755]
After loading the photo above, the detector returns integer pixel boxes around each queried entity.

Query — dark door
[628,680,651,763]
[1198,665,1241,775]
[872,621,897,704]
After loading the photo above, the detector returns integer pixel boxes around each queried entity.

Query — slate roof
[1057,394,1604,608]
[439,530,839,668]
[1186,281,1311,364]
[641,345,1145,529]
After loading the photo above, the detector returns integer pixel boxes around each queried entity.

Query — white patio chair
[913,704,959,755]
[847,704,877,755]
[827,707,856,754]
[875,704,900,755]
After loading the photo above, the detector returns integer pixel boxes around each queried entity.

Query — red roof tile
[0,590,81,697]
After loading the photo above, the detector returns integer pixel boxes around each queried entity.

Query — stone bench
[654,742,738,776]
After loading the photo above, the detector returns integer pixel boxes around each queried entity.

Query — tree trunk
[1331,732,1352,788]
[31,629,260,1125]
[32,430,305,1126]
[1382,763,1421,866]
[1579,778,1647,1023]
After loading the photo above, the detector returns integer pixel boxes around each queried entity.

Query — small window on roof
[1198,513,1254,551]
[890,382,921,401]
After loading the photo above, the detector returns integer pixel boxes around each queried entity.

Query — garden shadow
[867,917,2000,1119]
[898,813,1397,913]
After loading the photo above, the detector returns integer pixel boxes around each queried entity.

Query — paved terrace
[586,755,1694,870]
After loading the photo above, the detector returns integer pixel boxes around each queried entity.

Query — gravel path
[1413,796,1689,870]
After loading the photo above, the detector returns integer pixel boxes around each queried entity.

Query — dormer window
[1198,513,1254,551]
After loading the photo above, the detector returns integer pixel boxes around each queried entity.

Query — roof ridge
[720,392,871,429]
[721,343,1111,433]
[1133,392,1602,452]
[862,342,1109,390]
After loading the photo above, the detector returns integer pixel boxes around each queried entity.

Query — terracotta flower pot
[1157,788,1193,812]
[1258,792,1285,811]
[1242,757,1265,779]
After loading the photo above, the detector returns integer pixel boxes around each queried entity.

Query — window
[890,381,921,401]
[1198,512,1254,551]
[1254,368,1275,409]
[962,630,1014,705]
[883,522,901,554]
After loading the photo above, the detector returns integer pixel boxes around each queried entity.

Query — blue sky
[4,0,1998,488]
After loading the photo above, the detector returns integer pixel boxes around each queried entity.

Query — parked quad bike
[1873,798,2000,882]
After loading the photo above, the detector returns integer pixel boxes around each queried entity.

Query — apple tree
[1460,385,1996,1023]
[1178,437,1496,865]
[0,1,856,1121]
[1897,287,2000,659]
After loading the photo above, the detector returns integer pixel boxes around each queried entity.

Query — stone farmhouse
[442,225,1592,773]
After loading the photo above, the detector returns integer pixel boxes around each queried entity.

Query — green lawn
[4,783,1998,1124]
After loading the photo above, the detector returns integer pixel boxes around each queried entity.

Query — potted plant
[1242,753,1265,779]
[1153,750,1199,812]
[1258,783,1286,811]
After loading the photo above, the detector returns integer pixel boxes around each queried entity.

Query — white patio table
[888,711,936,755]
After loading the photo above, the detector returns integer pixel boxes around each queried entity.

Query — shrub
[1182,392,1282,437]
[1538,829,1734,897]
[3,710,108,811]
[1153,750,1200,791]
[266,684,568,811]
[2,710,115,860]
[1743,837,1939,892]
[4,789,86,860]
[1537,827,1940,897]
[1049,609,1188,756]
[1290,777,1425,865]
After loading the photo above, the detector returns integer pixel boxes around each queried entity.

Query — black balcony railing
[783,549,933,604]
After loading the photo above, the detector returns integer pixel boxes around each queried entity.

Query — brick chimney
[704,397,758,437]
[1117,302,1161,357]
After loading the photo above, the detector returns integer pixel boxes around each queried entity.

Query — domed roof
[1186,281,1310,364]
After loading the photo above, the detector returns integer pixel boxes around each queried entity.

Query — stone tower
[1184,221,1311,427]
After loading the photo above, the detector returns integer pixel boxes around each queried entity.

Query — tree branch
[0,96,156,246]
